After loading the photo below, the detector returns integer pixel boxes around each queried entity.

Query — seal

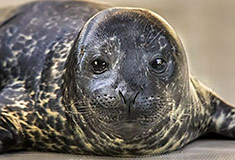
[0,0,234,157]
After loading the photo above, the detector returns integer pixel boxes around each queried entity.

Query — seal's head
[64,7,192,148]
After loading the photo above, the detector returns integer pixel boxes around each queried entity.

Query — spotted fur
[0,0,234,157]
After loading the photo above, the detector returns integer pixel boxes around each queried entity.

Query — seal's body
[0,1,234,156]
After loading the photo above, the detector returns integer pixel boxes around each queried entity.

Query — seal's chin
[103,120,153,139]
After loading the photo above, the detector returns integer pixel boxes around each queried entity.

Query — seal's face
[72,8,189,139]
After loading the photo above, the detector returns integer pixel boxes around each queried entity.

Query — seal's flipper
[191,76,235,138]
[0,111,23,153]
[209,93,235,138]
[0,82,27,153]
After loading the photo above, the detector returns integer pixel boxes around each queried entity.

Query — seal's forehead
[81,8,166,40]
[78,7,184,54]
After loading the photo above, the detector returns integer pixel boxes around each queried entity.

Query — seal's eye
[91,58,108,74]
[150,58,167,74]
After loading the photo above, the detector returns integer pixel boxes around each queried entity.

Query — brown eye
[91,58,108,74]
[150,58,167,74]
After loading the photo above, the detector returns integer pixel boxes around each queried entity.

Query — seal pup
[0,0,234,157]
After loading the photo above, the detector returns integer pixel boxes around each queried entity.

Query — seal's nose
[118,90,139,120]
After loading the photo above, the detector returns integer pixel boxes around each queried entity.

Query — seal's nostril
[119,90,140,105]
[133,92,139,104]
[119,90,126,104]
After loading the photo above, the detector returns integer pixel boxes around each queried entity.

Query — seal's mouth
[102,120,153,139]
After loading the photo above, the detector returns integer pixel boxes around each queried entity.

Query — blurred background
[0,0,235,105]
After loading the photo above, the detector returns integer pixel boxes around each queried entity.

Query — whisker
[145,29,163,48]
